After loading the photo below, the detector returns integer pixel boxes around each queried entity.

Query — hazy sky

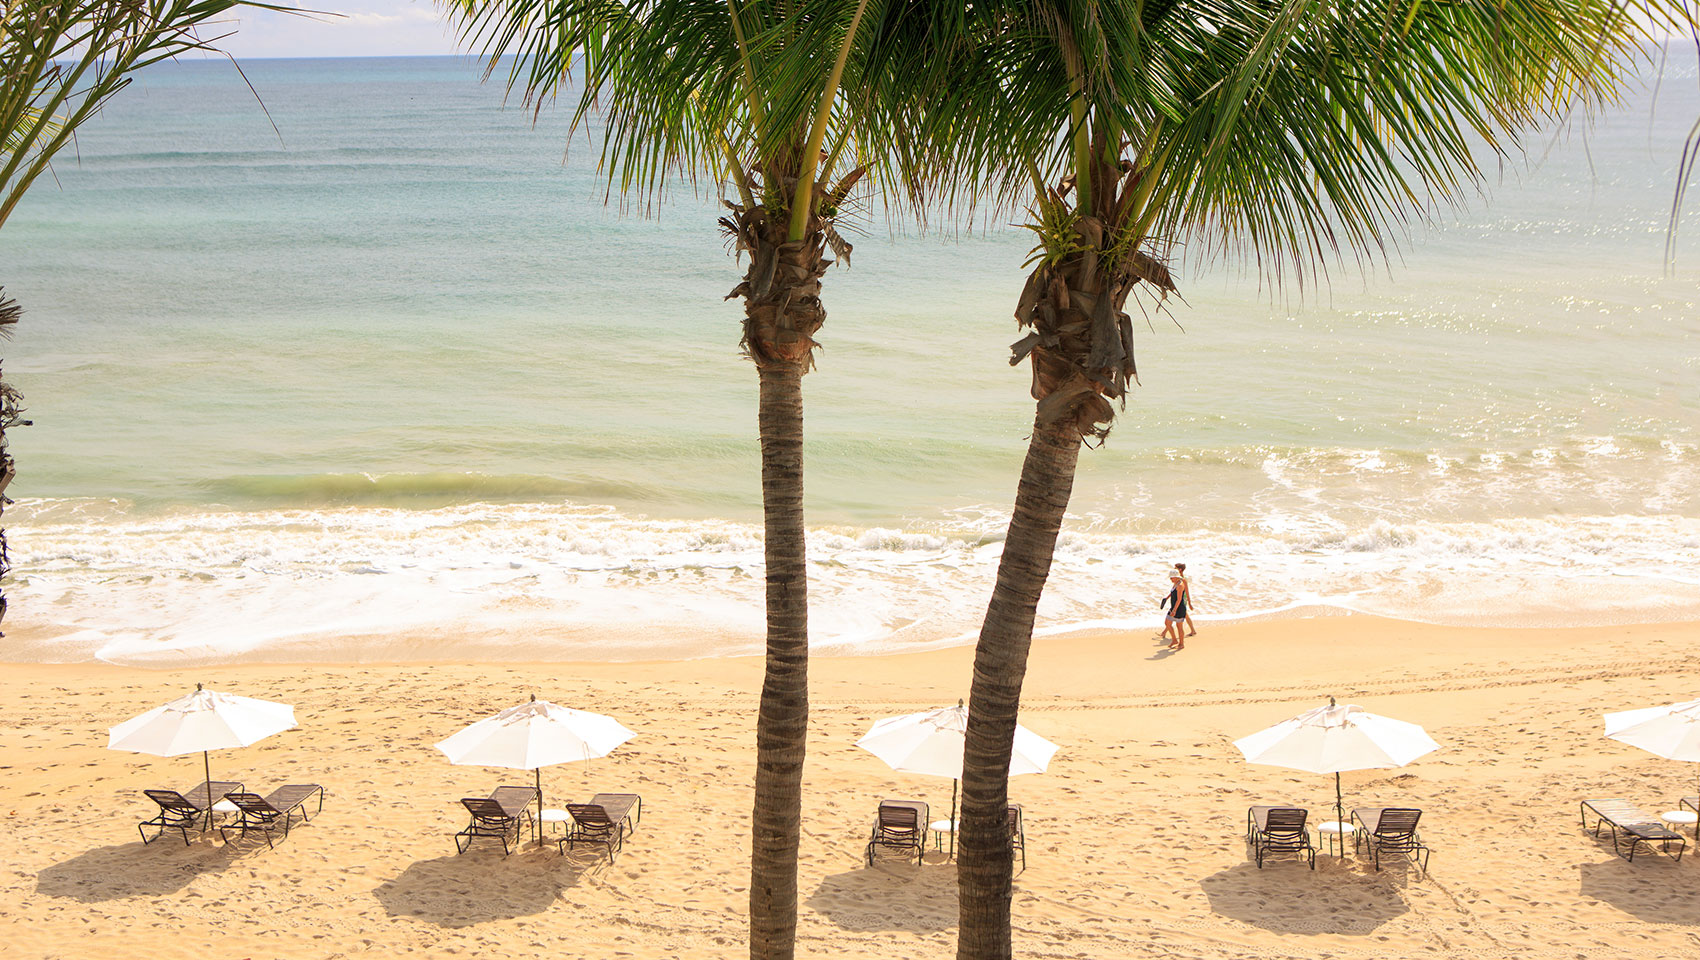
[214,1,465,58]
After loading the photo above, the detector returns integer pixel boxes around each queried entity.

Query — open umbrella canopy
[108,684,297,757]
[1605,698,1700,761]
[856,701,1058,859]
[856,702,1058,779]
[1235,698,1440,828]
[1234,700,1439,775]
[436,695,635,769]
[437,695,634,847]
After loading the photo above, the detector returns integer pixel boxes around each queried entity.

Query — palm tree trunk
[748,360,810,960]
[957,415,1081,960]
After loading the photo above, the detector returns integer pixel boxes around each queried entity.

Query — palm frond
[890,0,1693,286]
[1,0,310,233]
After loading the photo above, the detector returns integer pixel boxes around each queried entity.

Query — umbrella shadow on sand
[1579,856,1700,924]
[36,840,239,903]
[805,859,959,932]
[1199,861,1411,935]
[374,848,600,927]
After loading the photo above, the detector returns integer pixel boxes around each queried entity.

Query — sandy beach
[3,615,1700,959]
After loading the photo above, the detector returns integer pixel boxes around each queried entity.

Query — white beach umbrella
[435,694,635,832]
[1234,697,1440,826]
[1605,697,1700,796]
[107,683,298,806]
[856,700,1059,855]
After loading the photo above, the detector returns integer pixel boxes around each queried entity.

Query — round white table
[1317,820,1357,857]
[930,819,957,853]
[541,808,573,832]
[1661,810,1697,834]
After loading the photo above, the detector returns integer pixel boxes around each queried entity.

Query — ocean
[2,54,1697,664]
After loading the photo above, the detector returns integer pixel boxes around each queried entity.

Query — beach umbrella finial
[530,693,537,702]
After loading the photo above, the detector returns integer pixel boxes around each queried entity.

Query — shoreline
[4,602,1691,668]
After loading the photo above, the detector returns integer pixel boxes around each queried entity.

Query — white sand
[4,615,1699,959]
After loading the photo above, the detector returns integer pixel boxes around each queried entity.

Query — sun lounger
[218,785,325,847]
[1580,798,1686,863]
[559,792,642,861]
[1246,805,1315,869]
[865,799,928,866]
[1009,803,1026,871]
[454,784,538,855]
[181,780,246,815]
[140,790,202,845]
[1351,806,1429,872]
[138,780,245,844]
[1682,796,1699,838]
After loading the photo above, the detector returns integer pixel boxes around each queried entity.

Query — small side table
[930,819,957,856]
[541,808,573,833]
[1661,810,1697,841]
[1317,820,1357,857]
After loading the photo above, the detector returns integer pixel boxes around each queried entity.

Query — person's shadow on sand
[1579,857,1700,923]
[36,840,239,903]
[1199,861,1410,934]
[374,849,597,927]
[806,861,959,932]
[1148,633,1178,660]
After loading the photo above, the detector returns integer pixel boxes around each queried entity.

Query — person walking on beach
[1160,569,1189,650]
[1175,562,1197,638]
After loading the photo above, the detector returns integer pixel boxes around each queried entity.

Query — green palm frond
[1,0,309,234]
[893,0,1692,285]
[444,0,950,233]
[0,287,19,330]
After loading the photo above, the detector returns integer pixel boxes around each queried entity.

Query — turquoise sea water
[1,54,1697,663]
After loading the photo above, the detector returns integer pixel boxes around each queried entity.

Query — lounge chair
[138,780,245,844]
[1682,796,1698,839]
[454,784,538,855]
[1246,805,1315,869]
[1351,807,1429,872]
[865,800,928,866]
[559,792,642,861]
[1580,798,1686,862]
[1009,803,1026,871]
[218,785,325,847]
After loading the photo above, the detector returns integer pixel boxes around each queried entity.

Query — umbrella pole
[536,767,543,847]
[1335,771,1344,827]
[202,750,214,831]
[950,778,958,860]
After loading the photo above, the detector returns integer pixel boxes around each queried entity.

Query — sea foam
[5,498,1698,665]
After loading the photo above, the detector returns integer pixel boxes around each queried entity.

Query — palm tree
[2,0,291,632]
[442,3,929,956]
[907,3,1691,957]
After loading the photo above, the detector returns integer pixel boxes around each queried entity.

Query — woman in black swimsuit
[1163,572,1189,650]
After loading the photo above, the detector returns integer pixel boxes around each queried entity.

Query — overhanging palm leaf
[1,0,307,232]
[901,3,1694,957]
